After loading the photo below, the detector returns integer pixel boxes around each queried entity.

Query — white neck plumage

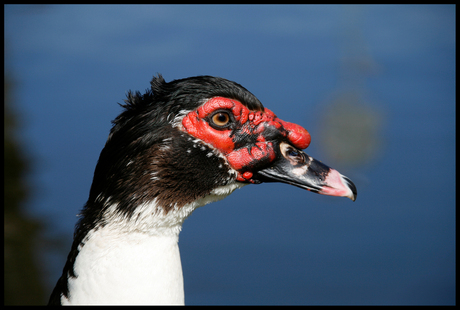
[63,225,184,305]
[61,182,245,305]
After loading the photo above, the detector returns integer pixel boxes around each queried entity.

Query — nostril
[280,142,305,165]
[288,148,300,158]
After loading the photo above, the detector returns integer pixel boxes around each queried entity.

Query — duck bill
[253,144,357,201]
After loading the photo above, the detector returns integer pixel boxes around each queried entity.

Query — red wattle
[281,121,311,149]
[181,97,312,184]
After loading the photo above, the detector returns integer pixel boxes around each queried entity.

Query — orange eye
[210,111,231,128]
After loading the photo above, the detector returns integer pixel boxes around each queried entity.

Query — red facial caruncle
[181,97,311,183]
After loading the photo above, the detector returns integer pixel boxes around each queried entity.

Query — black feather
[48,74,262,305]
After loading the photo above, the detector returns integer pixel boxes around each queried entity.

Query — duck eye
[210,111,231,128]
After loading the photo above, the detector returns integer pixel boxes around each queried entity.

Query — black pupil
[216,113,227,123]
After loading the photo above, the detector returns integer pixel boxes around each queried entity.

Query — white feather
[63,182,246,305]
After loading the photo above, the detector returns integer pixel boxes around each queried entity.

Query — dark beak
[253,142,357,201]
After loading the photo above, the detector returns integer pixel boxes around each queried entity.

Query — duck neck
[63,224,184,305]
[57,183,245,305]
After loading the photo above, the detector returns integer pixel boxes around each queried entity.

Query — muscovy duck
[48,75,357,305]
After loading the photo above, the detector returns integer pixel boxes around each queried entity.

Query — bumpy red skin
[181,97,311,183]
